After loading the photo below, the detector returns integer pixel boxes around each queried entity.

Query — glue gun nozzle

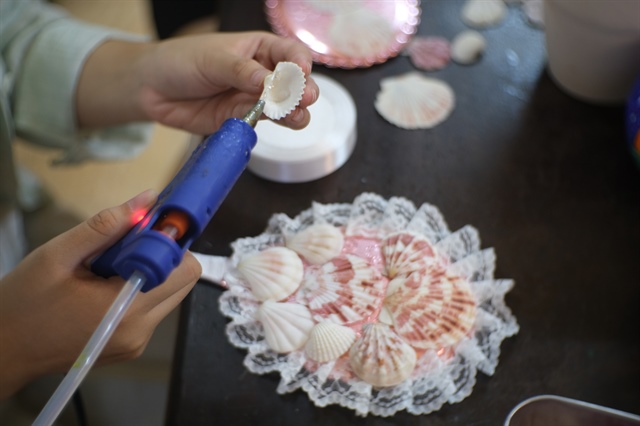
[242,100,265,128]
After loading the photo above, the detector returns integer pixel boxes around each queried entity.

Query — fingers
[51,189,158,269]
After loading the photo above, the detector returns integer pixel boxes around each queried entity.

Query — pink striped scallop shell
[384,268,477,350]
[296,254,387,325]
[406,36,451,71]
[382,231,441,279]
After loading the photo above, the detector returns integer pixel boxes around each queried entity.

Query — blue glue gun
[91,101,265,292]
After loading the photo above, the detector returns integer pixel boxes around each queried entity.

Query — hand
[0,190,201,399]
[77,31,319,134]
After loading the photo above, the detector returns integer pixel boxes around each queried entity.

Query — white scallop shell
[382,231,440,279]
[451,30,487,65]
[349,323,417,387]
[297,254,386,325]
[328,7,395,58]
[461,0,507,28]
[374,72,455,130]
[304,322,356,362]
[261,62,306,120]
[384,269,477,350]
[256,300,315,353]
[237,246,303,301]
[285,224,345,265]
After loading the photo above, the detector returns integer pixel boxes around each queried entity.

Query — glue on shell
[261,62,306,120]
[375,72,455,130]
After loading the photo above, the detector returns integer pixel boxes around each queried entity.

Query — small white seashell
[328,7,395,58]
[237,247,303,301]
[285,224,345,265]
[261,62,306,120]
[461,0,507,28]
[377,305,394,326]
[256,300,315,353]
[451,30,487,65]
[305,322,356,362]
[349,323,417,387]
[375,72,455,130]
[522,0,544,28]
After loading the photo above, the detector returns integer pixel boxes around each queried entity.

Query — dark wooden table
[166,1,640,424]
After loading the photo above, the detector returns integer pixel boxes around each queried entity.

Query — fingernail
[126,189,158,211]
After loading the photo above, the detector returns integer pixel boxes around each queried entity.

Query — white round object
[451,30,487,65]
[248,73,357,183]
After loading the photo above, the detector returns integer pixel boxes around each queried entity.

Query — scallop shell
[328,7,395,58]
[297,254,386,324]
[261,62,306,120]
[304,322,356,363]
[285,223,345,265]
[384,269,477,350]
[237,246,303,301]
[349,323,417,387]
[374,73,455,130]
[256,300,315,353]
[451,30,486,65]
[406,36,451,71]
[461,0,507,28]
[382,231,440,279]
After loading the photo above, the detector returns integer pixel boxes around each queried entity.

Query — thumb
[55,189,158,269]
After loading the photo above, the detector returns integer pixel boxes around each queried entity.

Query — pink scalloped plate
[265,0,421,69]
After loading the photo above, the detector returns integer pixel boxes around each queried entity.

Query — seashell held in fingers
[451,30,486,65]
[461,0,507,28]
[256,300,315,353]
[237,247,303,301]
[261,62,306,120]
[285,224,345,265]
[375,73,455,130]
[349,323,417,387]
[305,321,356,363]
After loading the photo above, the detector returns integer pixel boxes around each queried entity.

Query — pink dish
[265,0,422,68]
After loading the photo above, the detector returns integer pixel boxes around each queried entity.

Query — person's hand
[77,31,319,134]
[0,190,201,399]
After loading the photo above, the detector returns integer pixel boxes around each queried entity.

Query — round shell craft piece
[375,72,455,130]
[261,61,306,120]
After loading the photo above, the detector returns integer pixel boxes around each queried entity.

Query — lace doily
[193,193,519,417]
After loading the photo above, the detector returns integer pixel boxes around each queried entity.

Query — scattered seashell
[406,36,451,71]
[298,254,387,324]
[382,231,439,279]
[237,246,303,301]
[328,7,395,58]
[461,0,507,28]
[261,62,306,120]
[384,269,477,350]
[451,30,487,65]
[285,224,345,265]
[349,323,417,387]
[305,321,356,362]
[375,73,455,130]
[256,300,315,353]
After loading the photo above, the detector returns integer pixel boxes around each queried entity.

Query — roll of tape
[248,73,357,183]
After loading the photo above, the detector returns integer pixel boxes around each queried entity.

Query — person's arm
[0,190,201,400]
[75,31,319,134]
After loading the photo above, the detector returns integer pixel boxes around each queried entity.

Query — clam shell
[382,231,439,279]
[256,300,315,353]
[237,246,303,301]
[285,223,345,265]
[451,30,486,65]
[261,62,306,120]
[328,7,395,58]
[349,323,417,387]
[374,73,455,130]
[305,322,356,363]
[461,0,507,28]
[384,269,477,350]
[297,254,386,324]
[406,36,451,71]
